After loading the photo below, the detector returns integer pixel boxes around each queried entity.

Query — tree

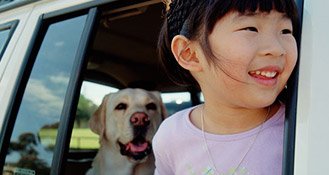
[75,94,97,128]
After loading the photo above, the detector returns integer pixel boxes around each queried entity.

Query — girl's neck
[191,102,280,135]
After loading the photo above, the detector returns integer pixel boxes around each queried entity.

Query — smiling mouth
[248,70,278,79]
[118,137,152,161]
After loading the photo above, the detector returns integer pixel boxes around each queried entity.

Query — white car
[0,0,327,175]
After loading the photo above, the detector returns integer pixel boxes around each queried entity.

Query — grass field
[39,128,100,149]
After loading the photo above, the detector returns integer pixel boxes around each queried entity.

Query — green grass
[39,128,100,149]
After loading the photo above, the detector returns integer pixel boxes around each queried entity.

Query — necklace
[201,106,271,175]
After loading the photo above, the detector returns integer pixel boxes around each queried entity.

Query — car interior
[63,1,201,174]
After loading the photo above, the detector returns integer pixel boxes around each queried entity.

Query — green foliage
[39,128,99,149]
[75,94,98,128]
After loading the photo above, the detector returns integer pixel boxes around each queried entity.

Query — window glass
[0,23,13,61]
[0,0,25,7]
[0,29,10,53]
[3,15,88,175]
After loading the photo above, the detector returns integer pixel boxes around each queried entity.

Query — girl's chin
[245,95,278,109]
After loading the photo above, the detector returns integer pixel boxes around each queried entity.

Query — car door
[0,1,174,174]
[294,0,329,174]
[0,0,313,175]
[0,3,98,175]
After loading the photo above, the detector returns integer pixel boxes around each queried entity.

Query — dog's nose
[130,112,150,126]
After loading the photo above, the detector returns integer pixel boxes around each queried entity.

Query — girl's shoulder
[271,103,285,127]
[264,102,285,128]
[162,106,195,126]
[152,106,196,150]
[155,106,196,137]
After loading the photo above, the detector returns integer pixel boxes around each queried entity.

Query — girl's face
[198,10,297,108]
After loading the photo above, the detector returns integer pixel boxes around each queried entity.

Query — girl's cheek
[288,43,298,65]
[282,37,297,60]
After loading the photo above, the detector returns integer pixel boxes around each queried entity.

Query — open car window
[0,0,303,174]
[67,81,194,150]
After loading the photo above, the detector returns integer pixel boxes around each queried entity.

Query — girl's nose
[259,34,286,57]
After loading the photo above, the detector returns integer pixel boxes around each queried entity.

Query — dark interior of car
[85,1,185,92]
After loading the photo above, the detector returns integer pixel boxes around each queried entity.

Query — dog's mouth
[118,137,152,161]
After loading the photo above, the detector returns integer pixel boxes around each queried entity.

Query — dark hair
[158,0,300,89]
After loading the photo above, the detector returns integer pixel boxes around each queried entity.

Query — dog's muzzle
[118,112,152,161]
[118,137,152,161]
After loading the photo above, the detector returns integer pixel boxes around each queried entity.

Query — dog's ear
[89,94,109,136]
[151,91,168,120]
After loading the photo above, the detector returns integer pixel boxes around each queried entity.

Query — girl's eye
[282,29,293,34]
[242,27,258,32]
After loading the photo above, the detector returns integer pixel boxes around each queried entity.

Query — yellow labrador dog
[86,88,167,175]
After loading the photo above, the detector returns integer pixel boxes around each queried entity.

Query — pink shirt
[153,105,285,175]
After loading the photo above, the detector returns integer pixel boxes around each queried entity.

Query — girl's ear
[171,35,202,72]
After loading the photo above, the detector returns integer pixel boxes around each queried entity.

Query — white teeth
[267,72,277,77]
[251,71,277,78]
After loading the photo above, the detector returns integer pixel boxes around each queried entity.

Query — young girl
[153,0,299,175]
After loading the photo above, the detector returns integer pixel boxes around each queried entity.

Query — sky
[80,81,192,106]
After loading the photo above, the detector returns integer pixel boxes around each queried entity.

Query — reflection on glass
[0,0,22,6]
[3,15,87,175]
[0,29,10,58]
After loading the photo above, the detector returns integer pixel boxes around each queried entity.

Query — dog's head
[89,88,167,162]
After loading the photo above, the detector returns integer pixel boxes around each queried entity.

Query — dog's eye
[146,103,157,111]
[115,103,127,110]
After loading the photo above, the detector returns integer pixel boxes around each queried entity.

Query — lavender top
[153,104,285,175]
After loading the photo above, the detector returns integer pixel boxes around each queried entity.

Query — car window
[66,81,194,151]
[0,30,10,53]
[1,1,202,175]
[69,81,118,150]
[2,14,88,175]
[0,0,24,7]
[0,21,17,61]
[64,80,195,175]
[161,92,192,116]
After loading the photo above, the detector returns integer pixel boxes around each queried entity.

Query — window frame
[0,1,162,174]
[0,6,99,175]
[0,0,38,13]
[49,8,98,175]
[282,0,304,175]
[0,20,18,61]
[0,16,43,172]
